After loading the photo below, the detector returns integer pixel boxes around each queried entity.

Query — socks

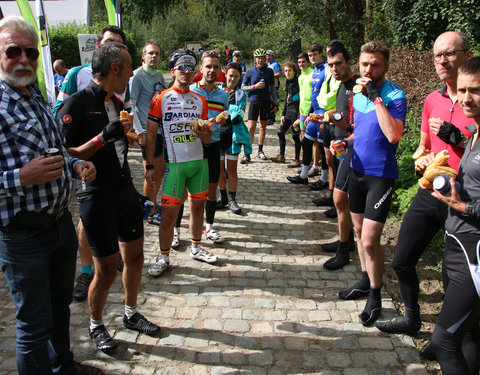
[82,263,93,276]
[160,249,170,264]
[191,239,201,253]
[205,199,216,225]
[124,305,138,320]
[174,227,180,236]
[89,318,103,331]
[300,164,309,179]
[320,168,328,182]
[258,144,263,153]
[219,189,228,205]
[339,271,370,300]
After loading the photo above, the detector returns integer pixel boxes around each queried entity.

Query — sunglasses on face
[174,64,195,72]
[2,46,40,61]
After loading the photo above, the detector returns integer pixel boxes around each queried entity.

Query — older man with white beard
[0,16,102,375]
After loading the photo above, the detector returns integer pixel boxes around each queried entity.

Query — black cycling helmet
[168,48,197,70]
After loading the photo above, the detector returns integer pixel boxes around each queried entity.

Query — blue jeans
[0,212,77,375]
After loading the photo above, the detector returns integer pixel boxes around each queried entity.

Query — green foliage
[48,23,98,67]
[48,22,140,69]
[385,0,480,51]
[390,106,422,214]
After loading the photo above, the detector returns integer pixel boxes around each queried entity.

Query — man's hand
[255,81,266,90]
[365,80,380,102]
[145,168,155,186]
[280,116,285,126]
[414,151,435,174]
[430,177,466,213]
[74,161,96,183]
[271,105,278,113]
[19,156,64,186]
[102,119,131,143]
[428,117,443,136]
[138,133,147,147]
[292,119,299,130]
[193,125,212,144]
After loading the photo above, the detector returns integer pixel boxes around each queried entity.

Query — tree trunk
[324,0,338,40]
[349,0,364,53]
[364,0,372,39]
[289,38,302,62]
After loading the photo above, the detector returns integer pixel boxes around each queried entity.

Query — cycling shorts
[248,100,270,121]
[204,141,221,183]
[219,130,241,156]
[334,147,353,192]
[161,159,209,206]
[78,183,143,258]
[304,119,324,143]
[140,133,164,160]
[322,123,336,150]
[348,169,395,223]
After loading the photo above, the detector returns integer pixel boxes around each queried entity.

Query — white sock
[125,305,138,319]
[300,165,309,179]
[89,318,103,331]
[174,227,180,235]
[320,169,328,182]
[161,253,170,263]
[205,223,213,232]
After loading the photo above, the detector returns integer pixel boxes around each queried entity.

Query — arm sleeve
[57,98,84,148]
[129,75,145,134]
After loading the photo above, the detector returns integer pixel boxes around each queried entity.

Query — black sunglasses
[2,46,40,61]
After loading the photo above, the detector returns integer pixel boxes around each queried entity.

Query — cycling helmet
[266,50,275,56]
[168,48,196,70]
[232,50,241,56]
[253,48,267,57]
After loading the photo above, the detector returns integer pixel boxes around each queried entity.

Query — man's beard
[0,64,36,87]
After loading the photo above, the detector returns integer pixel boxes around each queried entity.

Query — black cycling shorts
[348,169,395,223]
[204,141,220,183]
[322,123,336,149]
[141,133,164,160]
[78,183,144,258]
[334,147,353,192]
[248,100,270,121]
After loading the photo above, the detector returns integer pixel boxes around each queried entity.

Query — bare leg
[248,120,257,145]
[88,253,118,320]
[119,237,144,307]
[258,120,267,146]
[143,157,165,214]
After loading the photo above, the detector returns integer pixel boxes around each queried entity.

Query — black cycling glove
[437,121,464,146]
[101,120,124,143]
[366,80,380,102]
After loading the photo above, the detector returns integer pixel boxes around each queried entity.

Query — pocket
[11,119,45,156]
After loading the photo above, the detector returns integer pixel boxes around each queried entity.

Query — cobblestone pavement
[0,125,429,374]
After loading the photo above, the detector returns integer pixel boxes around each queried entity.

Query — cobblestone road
[0,125,429,374]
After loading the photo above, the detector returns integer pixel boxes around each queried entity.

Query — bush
[49,22,140,69]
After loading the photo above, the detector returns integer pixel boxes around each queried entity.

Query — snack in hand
[353,78,367,94]
[308,113,323,122]
[412,148,430,167]
[120,110,134,122]
[192,118,215,131]
[216,110,230,123]
[126,132,140,141]
[323,110,336,122]
[418,150,456,189]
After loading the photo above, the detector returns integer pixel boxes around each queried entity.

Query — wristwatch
[145,164,154,170]
[463,201,476,218]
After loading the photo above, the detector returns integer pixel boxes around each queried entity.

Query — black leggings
[392,188,447,310]
[278,108,300,159]
[432,233,480,375]
[301,137,327,169]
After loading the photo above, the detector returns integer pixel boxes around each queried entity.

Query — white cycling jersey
[148,85,208,163]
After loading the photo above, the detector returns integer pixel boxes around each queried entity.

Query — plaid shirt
[0,80,77,227]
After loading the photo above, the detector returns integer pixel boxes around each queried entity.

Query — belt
[6,208,68,230]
